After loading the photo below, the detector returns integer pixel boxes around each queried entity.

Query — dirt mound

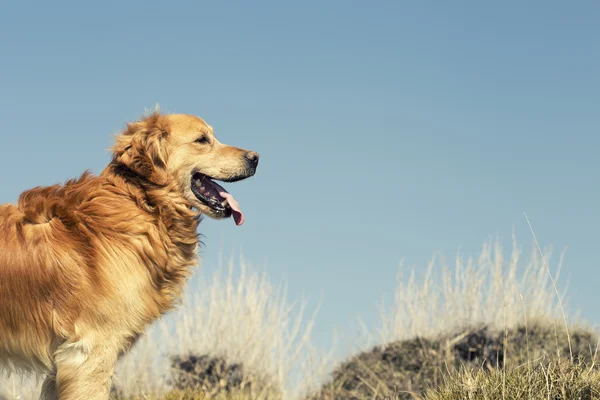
[312,322,597,400]
[169,354,279,398]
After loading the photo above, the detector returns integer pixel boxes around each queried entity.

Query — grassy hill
[311,322,597,399]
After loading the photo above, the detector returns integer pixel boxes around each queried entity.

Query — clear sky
[1,1,599,353]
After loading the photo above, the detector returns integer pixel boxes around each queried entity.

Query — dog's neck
[101,158,201,251]
[102,160,161,190]
[101,161,198,220]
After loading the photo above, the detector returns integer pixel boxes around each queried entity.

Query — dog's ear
[112,112,170,185]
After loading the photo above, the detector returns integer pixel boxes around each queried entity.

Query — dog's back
[0,180,96,373]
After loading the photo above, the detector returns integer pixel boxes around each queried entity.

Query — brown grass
[426,358,600,400]
[310,321,598,400]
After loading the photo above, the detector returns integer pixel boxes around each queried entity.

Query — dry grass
[115,387,272,400]
[115,255,332,399]
[425,358,600,400]
[114,388,255,400]
[312,233,588,399]
[374,233,571,344]
[311,322,598,400]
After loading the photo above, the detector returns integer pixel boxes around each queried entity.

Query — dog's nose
[245,151,259,168]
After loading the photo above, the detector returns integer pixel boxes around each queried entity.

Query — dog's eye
[195,135,209,144]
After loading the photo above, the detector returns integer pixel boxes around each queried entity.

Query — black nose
[245,151,259,168]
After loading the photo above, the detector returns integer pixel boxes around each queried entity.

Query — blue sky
[1,1,599,353]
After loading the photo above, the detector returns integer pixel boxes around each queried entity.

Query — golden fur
[0,112,259,399]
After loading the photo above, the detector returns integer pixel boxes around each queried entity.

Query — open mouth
[190,173,245,226]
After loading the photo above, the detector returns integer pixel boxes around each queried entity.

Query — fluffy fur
[0,112,258,399]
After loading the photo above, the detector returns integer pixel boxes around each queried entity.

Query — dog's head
[111,112,259,225]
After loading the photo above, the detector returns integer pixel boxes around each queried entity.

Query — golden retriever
[0,111,259,399]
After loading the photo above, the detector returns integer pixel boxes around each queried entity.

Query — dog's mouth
[191,173,244,226]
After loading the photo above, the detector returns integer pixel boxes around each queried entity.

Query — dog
[0,111,259,399]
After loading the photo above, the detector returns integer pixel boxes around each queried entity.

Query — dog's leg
[53,339,119,400]
[40,373,58,400]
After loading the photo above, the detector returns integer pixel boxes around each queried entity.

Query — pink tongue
[212,181,244,226]
[220,192,244,226]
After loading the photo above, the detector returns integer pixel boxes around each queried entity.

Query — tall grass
[373,232,571,346]
[114,255,332,399]
[312,234,583,400]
